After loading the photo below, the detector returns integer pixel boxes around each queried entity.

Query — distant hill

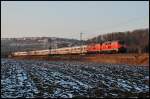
[87,28,149,53]
[1,37,83,57]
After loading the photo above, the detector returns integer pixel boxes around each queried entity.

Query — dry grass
[11,53,149,66]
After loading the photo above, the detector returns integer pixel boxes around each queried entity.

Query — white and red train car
[11,40,126,57]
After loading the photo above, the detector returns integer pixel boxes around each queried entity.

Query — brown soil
[83,54,149,66]
[11,53,149,66]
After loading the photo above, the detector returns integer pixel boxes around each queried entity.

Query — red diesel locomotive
[87,40,126,54]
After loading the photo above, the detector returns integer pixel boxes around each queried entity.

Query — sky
[1,1,149,40]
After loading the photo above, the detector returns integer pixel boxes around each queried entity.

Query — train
[10,40,127,57]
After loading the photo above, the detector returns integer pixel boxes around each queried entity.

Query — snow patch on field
[1,58,149,98]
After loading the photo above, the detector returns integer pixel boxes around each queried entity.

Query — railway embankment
[83,53,149,66]
[11,53,149,66]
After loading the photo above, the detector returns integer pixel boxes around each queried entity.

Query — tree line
[87,28,149,53]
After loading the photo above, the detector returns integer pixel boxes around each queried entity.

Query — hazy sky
[1,1,149,39]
